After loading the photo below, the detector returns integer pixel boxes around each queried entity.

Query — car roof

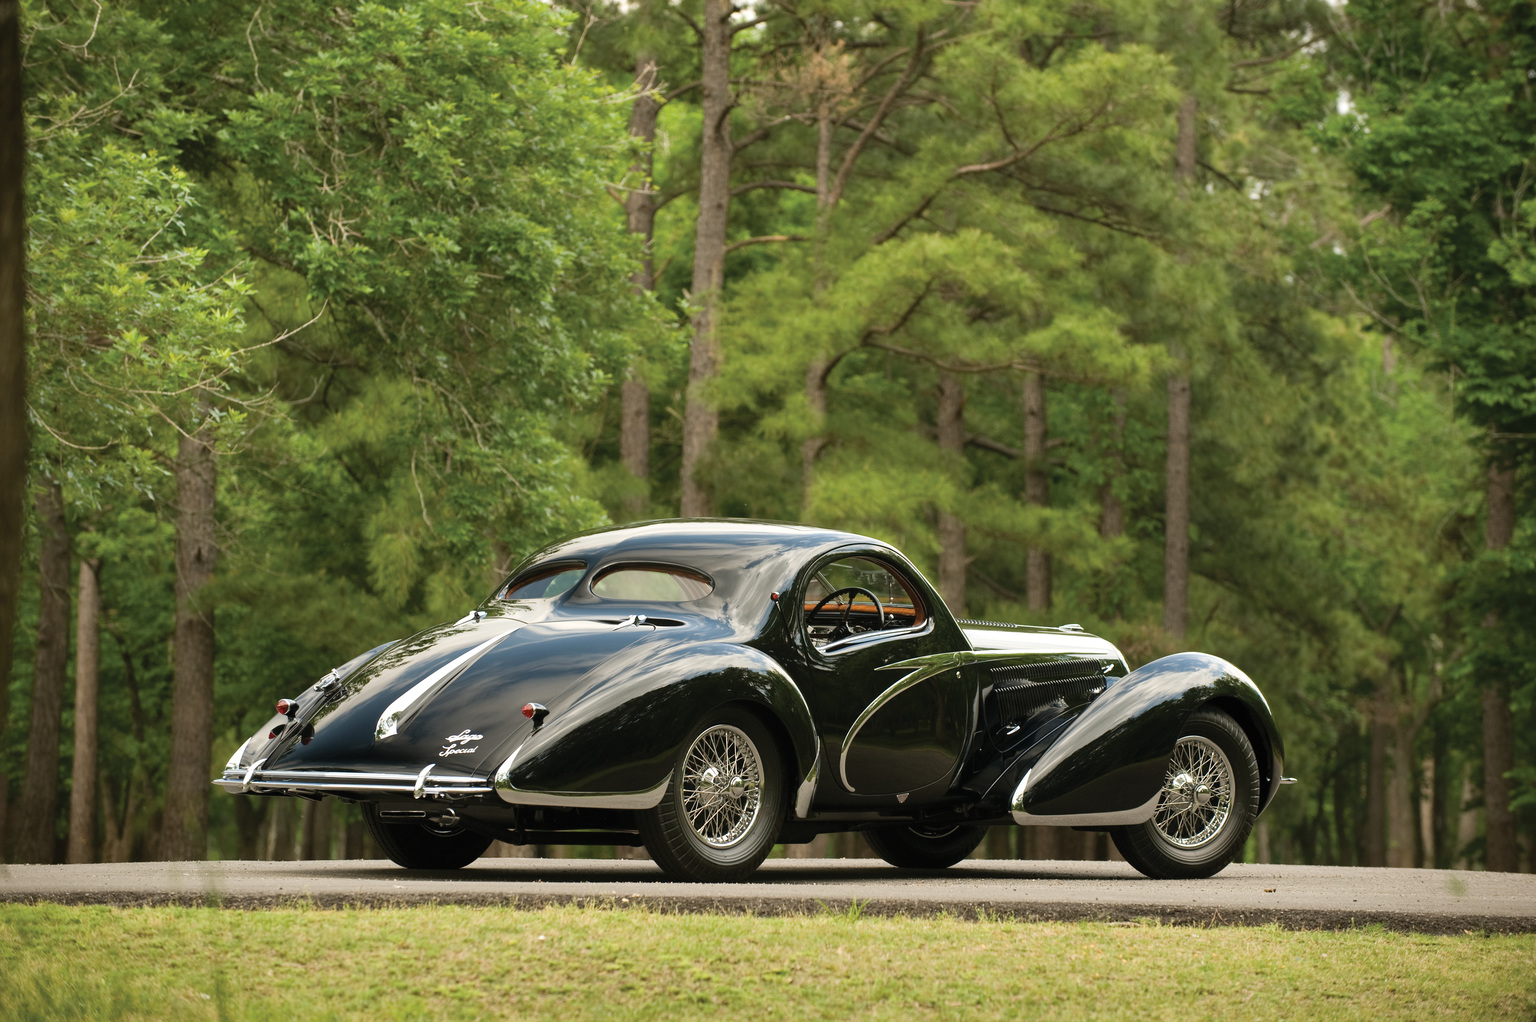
[516,518,885,578]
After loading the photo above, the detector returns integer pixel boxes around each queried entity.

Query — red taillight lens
[276,698,298,717]
[522,702,549,726]
[521,703,537,719]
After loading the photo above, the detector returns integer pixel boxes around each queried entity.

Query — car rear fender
[495,642,818,812]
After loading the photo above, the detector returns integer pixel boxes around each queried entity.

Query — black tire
[1110,708,1260,880]
[361,804,493,870]
[639,707,786,882]
[867,823,987,869]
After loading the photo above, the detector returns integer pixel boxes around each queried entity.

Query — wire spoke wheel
[1151,735,1234,849]
[641,708,784,882]
[1109,708,1260,880]
[680,725,764,848]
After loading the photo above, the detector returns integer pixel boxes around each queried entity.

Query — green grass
[1,904,1532,1021]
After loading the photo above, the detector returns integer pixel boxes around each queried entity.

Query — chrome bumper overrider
[214,765,494,799]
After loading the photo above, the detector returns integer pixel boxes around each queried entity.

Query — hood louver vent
[990,658,1109,729]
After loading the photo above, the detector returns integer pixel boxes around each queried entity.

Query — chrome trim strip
[216,766,494,799]
[838,650,978,792]
[795,740,820,819]
[1009,768,1163,827]
[1279,776,1298,785]
[493,741,670,810]
[214,777,495,797]
[375,632,512,740]
[247,768,485,785]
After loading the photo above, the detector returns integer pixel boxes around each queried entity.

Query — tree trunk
[1163,372,1191,640]
[936,372,966,616]
[1418,754,1436,869]
[1176,94,1198,182]
[680,0,733,517]
[1483,458,1517,872]
[1483,682,1517,871]
[1023,372,1051,612]
[1364,680,1389,867]
[1387,716,1416,868]
[159,428,218,861]
[621,55,660,518]
[300,798,331,859]
[233,796,265,860]
[1455,761,1478,869]
[0,1,29,813]
[13,479,70,863]
[1163,95,1197,642]
[66,557,101,863]
[800,110,838,510]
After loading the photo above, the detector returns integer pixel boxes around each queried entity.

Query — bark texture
[621,55,660,517]
[1365,681,1389,867]
[1022,372,1051,612]
[936,372,966,616]
[680,1,733,517]
[66,557,101,863]
[1483,458,1517,872]
[13,480,70,863]
[1164,95,1197,641]
[799,100,838,507]
[1163,371,1191,640]
[159,429,218,861]
[0,0,27,857]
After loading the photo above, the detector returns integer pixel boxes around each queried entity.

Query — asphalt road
[4,858,1534,934]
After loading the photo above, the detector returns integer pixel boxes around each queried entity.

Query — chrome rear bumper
[214,763,494,800]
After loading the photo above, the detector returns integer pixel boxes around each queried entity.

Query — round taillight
[522,702,549,726]
[276,698,299,717]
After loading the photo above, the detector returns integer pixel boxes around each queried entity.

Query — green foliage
[6,0,1532,868]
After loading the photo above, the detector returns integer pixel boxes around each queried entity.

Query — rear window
[504,564,585,601]
[591,565,713,602]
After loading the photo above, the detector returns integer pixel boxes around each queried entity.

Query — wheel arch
[1202,695,1277,811]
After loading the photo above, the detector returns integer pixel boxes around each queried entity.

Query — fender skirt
[1010,652,1283,827]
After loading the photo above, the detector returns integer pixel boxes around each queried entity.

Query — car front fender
[1011,652,1283,826]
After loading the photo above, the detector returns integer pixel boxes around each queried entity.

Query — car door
[788,551,974,807]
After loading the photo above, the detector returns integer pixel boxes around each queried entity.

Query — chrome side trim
[1009,768,1163,827]
[839,651,971,791]
[375,632,511,740]
[493,741,670,810]
[1279,776,1298,785]
[795,740,821,819]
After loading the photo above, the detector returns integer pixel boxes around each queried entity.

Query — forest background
[0,0,1532,871]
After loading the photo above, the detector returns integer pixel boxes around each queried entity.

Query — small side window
[504,564,585,601]
[592,565,713,602]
